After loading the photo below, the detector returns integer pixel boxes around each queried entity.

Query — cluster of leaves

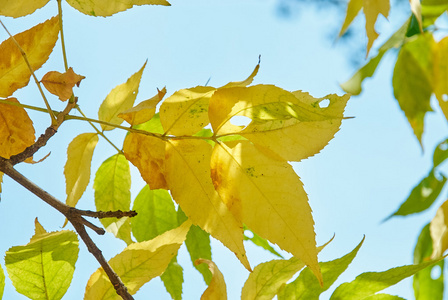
[0,0,446,299]
[340,0,448,298]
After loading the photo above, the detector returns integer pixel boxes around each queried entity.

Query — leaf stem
[57,0,69,72]
[75,106,123,153]
[0,20,57,126]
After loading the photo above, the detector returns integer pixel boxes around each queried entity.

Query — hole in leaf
[440,141,448,151]
[229,116,252,128]
[443,94,448,102]
[431,265,442,280]
[421,187,433,198]
[319,99,330,108]
[244,230,254,239]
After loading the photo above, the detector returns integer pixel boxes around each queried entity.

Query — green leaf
[160,257,183,300]
[434,138,448,168]
[330,259,443,300]
[392,33,435,143]
[278,237,364,300]
[243,226,283,258]
[341,19,409,95]
[363,295,406,300]
[5,220,79,300]
[387,170,447,219]
[421,0,448,27]
[133,113,165,134]
[413,224,444,300]
[94,154,132,244]
[65,0,170,17]
[241,257,306,300]
[131,187,178,242]
[178,206,213,285]
[98,62,146,131]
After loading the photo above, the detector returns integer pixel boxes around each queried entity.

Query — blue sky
[1,0,448,299]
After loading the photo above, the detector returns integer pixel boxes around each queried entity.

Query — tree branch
[0,157,135,300]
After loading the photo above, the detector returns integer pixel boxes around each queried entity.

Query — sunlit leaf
[178,208,213,284]
[244,227,283,258]
[330,259,442,299]
[41,67,85,101]
[209,85,349,162]
[160,86,216,135]
[0,262,4,299]
[0,17,59,97]
[66,0,170,17]
[64,133,99,207]
[165,139,250,271]
[421,0,448,27]
[0,0,50,17]
[133,112,164,134]
[241,257,306,300]
[161,257,183,300]
[122,133,167,189]
[278,237,364,300]
[98,62,146,131]
[160,62,259,136]
[211,140,321,283]
[433,36,448,122]
[393,33,435,143]
[118,87,166,126]
[5,219,79,300]
[387,170,446,219]
[430,200,448,258]
[195,259,227,300]
[413,224,444,300]
[341,19,409,95]
[131,186,178,242]
[84,220,191,299]
[0,98,35,159]
[94,154,132,244]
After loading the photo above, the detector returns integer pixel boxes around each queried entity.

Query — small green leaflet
[94,154,132,244]
[5,219,79,300]
[0,263,4,299]
[160,257,183,300]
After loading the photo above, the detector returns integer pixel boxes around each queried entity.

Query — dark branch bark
[0,157,135,300]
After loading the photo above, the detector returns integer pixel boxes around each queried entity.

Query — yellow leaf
[433,36,448,122]
[165,139,250,271]
[160,62,260,136]
[98,62,146,131]
[339,0,390,55]
[66,0,170,17]
[430,200,448,259]
[0,98,35,158]
[221,60,260,88]
[0,17,59,97]
[339,0,363,37]
[41,68,85,101]
[0,0,50,17]
[84,220,191,299]
[118,87,166,126]
[209,85,349,162]
[195,259,227,300]
[64,133,99,207]
[160,86,216,135]
[211,140,321,284]
[122,133,167,189]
